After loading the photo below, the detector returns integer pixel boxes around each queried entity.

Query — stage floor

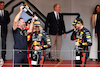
[2,60,100,67]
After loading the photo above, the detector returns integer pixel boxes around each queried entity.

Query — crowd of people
[0,1,100,67]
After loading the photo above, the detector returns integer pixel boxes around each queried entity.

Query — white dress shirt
[54,11,59,20]
[0,10,4,16]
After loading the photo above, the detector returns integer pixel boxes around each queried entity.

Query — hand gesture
[35,46,40,50]
[75,42,79,46]
[32,16,38,21]
[95,33,97,38]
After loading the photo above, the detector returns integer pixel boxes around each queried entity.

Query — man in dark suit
[45,4,66,61]
[0,1,10,61]
[95,13,100,61]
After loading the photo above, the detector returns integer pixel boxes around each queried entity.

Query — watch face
[0,58,4,67]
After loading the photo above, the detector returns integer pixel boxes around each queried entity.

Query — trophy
[23,4,34,17]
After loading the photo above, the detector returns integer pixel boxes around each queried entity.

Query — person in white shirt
[45,4,66,61]
[0,1,10,61]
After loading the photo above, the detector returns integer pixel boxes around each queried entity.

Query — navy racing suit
[71,27,92,67]
[27,30,51,67]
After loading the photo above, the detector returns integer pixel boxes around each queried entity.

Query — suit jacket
[45,12,66,35]
[0,10,10,36]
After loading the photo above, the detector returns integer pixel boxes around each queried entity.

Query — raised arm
[27,16,38,34]
[13,6,24,30]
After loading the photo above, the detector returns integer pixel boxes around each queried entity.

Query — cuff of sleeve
[40,46,43,50]
[32,20,35,23]
[79,43,82,46]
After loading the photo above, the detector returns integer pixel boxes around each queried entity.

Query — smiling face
[34,21,41,31]
[34,26,40,31]
[18,19,26,29]
[0,2,4,10]
[19,19,26,26]
[96,6,100,12]
[54,4,61,12]
[76,23,81,29]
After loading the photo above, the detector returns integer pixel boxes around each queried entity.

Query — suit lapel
[4,10,5,17]
[53,12,57,21]
[59,13,61,19]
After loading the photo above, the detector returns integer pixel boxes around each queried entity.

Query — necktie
[1,11,3,20]
[56,13,59,32]
[57,13,59,20]
[57,13,59,24]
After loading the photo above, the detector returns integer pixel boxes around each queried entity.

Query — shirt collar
[54,11,59,14]
[0,10,4,16]
[0,10,4,12]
